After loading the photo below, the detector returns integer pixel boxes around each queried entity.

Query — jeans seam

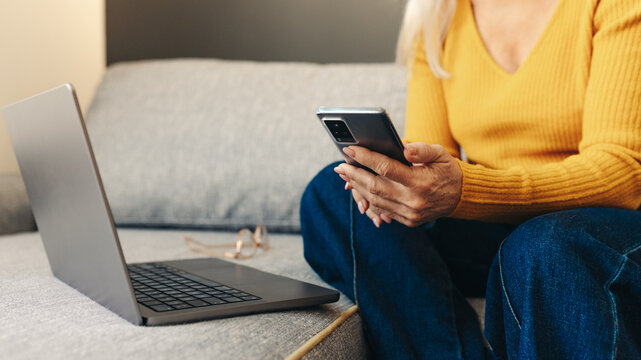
[498,240,522,330]
[604,242,641,360]
[623,242,641,256]
[605,258,625,360]
[350,196,359,307]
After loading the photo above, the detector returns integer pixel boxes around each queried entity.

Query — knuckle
[366,207,380,218]
[376,161,392,177]
[369,195,380,208]
[433,144,446,154]
[407,212,422,223]
[367,178,380,195]
[409,198,427,211]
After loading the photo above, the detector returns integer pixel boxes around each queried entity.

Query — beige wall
[0,0,105,175]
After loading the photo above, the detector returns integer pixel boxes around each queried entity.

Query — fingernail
[406,146,417,155]
[357,201,365,214]
[344,182,350,190]
[346,183,353,190]
[343,147,355,157]
[373,217,381,228]
[381,214,392,224]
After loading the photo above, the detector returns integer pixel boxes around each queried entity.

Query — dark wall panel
[106,0,406,65]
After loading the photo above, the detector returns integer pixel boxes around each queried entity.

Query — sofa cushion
[0,229,363,359]
[85,59,406,231]
[0,175,36,235]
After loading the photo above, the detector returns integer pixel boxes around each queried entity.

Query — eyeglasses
[184,225,270,260]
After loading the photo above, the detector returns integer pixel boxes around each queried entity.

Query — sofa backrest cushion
[86,59,406,232]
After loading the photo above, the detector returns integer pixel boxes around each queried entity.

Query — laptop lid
[2,84,142,325]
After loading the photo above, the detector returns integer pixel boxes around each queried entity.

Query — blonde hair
[396,0,457,78]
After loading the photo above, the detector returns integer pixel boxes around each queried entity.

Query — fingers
[339,173,368,211]
[352,189,384,227]
[342,146,412,185]
[344,169,418,222]
[404,143,450,165]
[336,163,403,202]
[350,188,370,214]
[335,161,426,228]
[351,184,420,228]
[366,202,422,228]
[339,171,378,226]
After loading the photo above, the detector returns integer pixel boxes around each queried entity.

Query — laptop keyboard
[127,263,261,312]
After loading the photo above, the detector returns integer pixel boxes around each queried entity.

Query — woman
[300,0,641,358]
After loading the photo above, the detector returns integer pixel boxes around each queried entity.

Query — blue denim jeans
[300,162,641,360]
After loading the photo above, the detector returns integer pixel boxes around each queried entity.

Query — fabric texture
[403,0,641,222]
[85,59,406,231]
[301,163,641,359]
[0,229,362,359]
[0,175,35,235]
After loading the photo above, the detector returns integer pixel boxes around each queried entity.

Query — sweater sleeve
[403,40,461,158]
[450,0,641,222]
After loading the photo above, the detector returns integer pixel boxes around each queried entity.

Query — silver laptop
[2,84,338,326]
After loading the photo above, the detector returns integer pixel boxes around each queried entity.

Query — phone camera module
[324,120,355,143]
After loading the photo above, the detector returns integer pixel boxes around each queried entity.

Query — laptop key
[142,300,162,306]
[186,300,209,307]
[155,296,175,303]
[150,304,173,312]
[223,297,243,303]
[240,296,260,301]
[173,303,193,310]
[166,301,185,306]
[202,297,227,305]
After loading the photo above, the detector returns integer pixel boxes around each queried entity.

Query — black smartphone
[316,107,411,174]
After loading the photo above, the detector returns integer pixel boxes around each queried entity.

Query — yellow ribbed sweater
[404,0,641,223]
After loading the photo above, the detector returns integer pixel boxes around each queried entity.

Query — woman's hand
[334,142,462,228]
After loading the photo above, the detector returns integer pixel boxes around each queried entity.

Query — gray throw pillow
[86,59,406,232]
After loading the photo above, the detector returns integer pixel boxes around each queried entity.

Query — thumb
[404,143,449,164]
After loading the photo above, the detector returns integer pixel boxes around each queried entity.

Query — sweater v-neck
[464,0,565,77]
